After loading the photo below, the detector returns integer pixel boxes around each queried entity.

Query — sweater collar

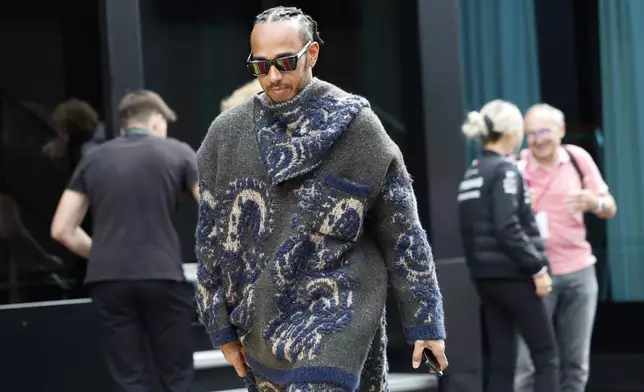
[256,77,321,118]
[254,78,369,185]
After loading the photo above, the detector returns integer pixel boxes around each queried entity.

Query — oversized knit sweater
[195,78,445,391]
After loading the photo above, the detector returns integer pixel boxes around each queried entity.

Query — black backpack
[563,146,610,299]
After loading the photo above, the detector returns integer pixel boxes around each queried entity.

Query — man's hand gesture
[412,339,448,373]
[220,340,248,377]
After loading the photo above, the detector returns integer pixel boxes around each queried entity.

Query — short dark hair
[52,98,99,139]
[46,99,99,159]
[118,90,177,126]
[254,6,324,46]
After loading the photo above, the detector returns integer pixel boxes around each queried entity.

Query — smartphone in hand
[423,348,444,377]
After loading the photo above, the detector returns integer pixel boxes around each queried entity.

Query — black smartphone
[422,348,444,377]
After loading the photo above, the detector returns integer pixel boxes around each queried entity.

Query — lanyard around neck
[124,128,149,136]
[528,155,563,211]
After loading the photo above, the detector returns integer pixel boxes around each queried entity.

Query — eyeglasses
[526,128,553,141]
[246,41,313,77]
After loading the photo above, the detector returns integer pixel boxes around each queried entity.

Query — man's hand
[220,340,248,377]
[412,340,448,373]
[564,190,598,213]
[533,272,553,297]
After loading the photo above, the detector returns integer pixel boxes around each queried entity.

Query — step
[194,350,227,369]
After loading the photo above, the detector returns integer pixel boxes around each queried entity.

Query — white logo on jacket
[502,171,517,194]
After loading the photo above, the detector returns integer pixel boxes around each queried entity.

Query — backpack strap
[563,145,585,189]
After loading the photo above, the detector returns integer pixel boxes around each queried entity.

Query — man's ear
[308,42,320,68]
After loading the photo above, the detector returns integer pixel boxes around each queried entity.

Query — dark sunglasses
[246,41,313,77]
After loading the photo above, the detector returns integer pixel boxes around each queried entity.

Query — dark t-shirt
[68,132,198,283]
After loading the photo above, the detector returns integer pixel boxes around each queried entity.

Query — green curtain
[598,0,644,301]
[459,0,541,162]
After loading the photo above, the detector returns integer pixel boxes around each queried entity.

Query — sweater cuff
[209,326,238,348]
[404,323,447,344]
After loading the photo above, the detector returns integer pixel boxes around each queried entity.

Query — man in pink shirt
[514,104,617,392]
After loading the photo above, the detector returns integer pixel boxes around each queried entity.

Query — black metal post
[99,0,145,137]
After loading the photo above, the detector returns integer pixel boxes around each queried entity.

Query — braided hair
[254,6,324,45]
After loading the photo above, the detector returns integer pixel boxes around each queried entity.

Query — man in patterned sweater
[195,6,447,391]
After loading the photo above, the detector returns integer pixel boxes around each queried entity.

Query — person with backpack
[515,104,617,392]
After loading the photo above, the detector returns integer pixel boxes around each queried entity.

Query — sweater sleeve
[369,155,446,342]
[195,124,237,348]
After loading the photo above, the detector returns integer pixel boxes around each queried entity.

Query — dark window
[0,0,104,304]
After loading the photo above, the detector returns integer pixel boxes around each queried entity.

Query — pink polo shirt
[519,145,608,276]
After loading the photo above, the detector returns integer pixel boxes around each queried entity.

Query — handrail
[0,87,56,131]
[194,350,227,369]
[184,263,197,283]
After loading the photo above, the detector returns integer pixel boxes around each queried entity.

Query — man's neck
[123,125,162,138]
[533,152,558,168]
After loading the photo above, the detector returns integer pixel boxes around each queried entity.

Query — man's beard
[286,59,312,101]
[265,59,312,103]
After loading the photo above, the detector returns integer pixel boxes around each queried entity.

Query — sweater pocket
[319,175,370,242]
[293,174,371,243]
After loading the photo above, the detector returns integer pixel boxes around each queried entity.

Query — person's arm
[594,193,616,219]
[577,148,617,219]
[370,153,447,359]
[370,155,449,370]
[182,143,200,202]
[490,163,547,275]
[194,125,237,349]
[190,181,200,202]
[195,181,236,347]
[51,158,92,258]
[51,190,91,258]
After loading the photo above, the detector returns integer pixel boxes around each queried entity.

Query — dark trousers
[90,280,195,392]
[475,278,559,392]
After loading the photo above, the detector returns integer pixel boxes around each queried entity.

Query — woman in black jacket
[457,99,559,392]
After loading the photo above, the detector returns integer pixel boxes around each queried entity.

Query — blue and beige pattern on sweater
[195,78,445,391]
